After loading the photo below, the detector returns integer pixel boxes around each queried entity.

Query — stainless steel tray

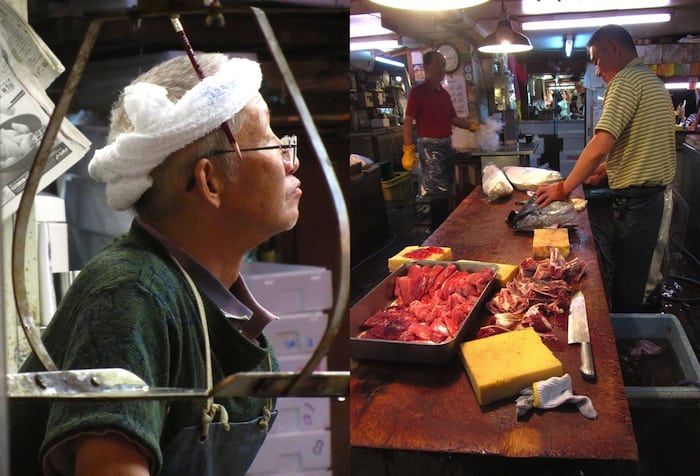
[350,260,498,364]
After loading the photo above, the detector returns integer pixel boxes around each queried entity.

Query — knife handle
[580,341,596,381]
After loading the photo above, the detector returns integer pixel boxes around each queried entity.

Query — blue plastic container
[611,313,700,408]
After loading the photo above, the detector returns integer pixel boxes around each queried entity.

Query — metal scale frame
[2,1,350,462]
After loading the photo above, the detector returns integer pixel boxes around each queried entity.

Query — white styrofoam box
[277,354,327,373]
[272,397,330,433]
[45,222,70,273]
[272,357,330,432]
[35,194,66,222]
[267,311,328,356]
[241,261,332,314]
[247,429,331,475]
[34,195,69,273]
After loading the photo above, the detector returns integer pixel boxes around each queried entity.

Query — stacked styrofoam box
[240,261,332,316]
[241,261,333,476]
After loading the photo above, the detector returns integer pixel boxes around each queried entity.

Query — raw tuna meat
[358,264,495,344]
[403,246,446,260]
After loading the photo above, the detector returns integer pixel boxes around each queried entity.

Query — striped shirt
[595,58,676,189]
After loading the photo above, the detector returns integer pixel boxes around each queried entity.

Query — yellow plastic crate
[381,171,411,203]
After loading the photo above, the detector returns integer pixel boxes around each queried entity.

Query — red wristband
[557,180,567,198]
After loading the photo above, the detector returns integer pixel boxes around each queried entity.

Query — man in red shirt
[402,50,470,226]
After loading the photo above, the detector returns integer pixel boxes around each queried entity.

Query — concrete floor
[350,200,433,305]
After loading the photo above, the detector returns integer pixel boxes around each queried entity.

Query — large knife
[568,290,596,380]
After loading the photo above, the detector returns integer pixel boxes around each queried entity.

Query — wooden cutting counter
[349,186,638,475]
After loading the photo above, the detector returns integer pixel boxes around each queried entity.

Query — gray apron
[161,258,277,476]
[159,406,277,476]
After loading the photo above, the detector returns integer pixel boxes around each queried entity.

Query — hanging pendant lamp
[478,1,533,54]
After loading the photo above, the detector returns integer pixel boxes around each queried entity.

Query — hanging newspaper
[0,0,91,220]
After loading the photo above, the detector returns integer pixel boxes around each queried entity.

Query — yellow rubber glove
[401,144,418,171]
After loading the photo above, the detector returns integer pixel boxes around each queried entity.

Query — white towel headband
[88,57,262,211]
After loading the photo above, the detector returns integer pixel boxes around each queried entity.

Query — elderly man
[535,25,676,312]
[11,52,301,476]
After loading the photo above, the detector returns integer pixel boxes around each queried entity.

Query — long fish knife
[568,290,596,381]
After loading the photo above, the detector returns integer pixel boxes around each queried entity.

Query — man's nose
[286,157,299,174]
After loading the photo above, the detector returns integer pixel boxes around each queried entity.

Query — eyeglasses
[186,135,297,191]
[207,134,297,167]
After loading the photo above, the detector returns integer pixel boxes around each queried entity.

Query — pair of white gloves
[515,373,597,419]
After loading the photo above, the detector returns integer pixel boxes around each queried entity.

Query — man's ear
[192,158,223,208]
[610,40,622,58]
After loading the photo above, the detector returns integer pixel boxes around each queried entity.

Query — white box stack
[242,261,333,476]
[241,261,332,315]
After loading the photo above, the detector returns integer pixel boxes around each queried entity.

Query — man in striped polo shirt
[535,24,676,313]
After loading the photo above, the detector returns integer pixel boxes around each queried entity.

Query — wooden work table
[349,187,638,475]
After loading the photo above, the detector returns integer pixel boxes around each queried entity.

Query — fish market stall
[349,185,638,474]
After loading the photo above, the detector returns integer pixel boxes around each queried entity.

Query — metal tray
[350,260,498,364]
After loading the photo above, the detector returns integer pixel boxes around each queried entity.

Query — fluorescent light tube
[350,39,400,52]
[375,56,405,68]
[523,13,671,31]
[369,0,487,11]
[665,82,698,90]
[522,0,670,15]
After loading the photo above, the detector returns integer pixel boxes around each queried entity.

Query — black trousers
[611,186,665,313]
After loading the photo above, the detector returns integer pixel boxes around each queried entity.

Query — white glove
[515,373,597,419]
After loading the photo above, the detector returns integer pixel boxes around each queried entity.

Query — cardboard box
[241,262,332,314]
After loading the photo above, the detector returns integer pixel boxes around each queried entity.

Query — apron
[160,258,277,476]
[159,411,277,476]
[416,137,454,195]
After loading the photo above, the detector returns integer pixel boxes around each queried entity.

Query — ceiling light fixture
[523,13,671,31]
[368,0,487,12]
[478,1,533,54]
[350,14,394,39]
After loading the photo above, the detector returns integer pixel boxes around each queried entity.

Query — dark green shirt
[10,221,277,475]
